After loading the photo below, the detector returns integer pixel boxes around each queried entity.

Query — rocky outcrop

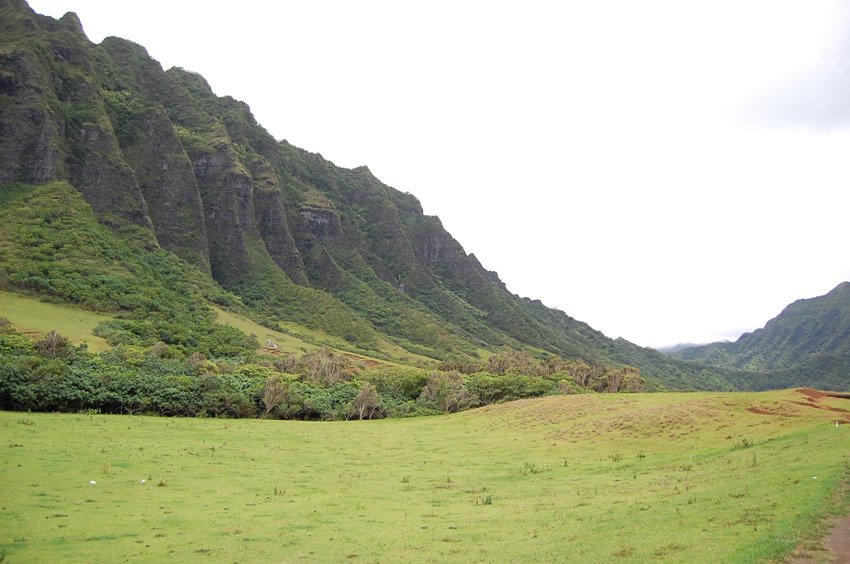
[299,208,339,239]
[0,48,65,184]
[249,155,308,285]
[66,118,153,231]
[189,139,257,286]
[110,104,211,271]
[0,0,152,231]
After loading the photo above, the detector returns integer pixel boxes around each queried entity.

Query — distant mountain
[672,282,850,390]
[656,342,717,354]
[0,0,776,390]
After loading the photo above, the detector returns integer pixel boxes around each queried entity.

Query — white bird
[89,480,96,485]
[140,479,146,484]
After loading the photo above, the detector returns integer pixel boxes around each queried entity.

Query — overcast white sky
[29,0,850,348]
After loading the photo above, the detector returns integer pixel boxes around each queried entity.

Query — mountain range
[0,0,846,391]
[670,282,850,391]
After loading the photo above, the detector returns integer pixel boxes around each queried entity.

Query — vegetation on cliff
[1,1,845,392]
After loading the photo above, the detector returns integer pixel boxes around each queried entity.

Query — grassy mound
[1,389,848,561]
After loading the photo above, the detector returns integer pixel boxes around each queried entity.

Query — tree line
[0,321,643,420]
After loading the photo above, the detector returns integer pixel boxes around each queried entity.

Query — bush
[0,332,34,356]
[0,355,39,410]
[464,371,558,405]
[362,366,429,401]
[298,347,356,385]
[0,324,639,420]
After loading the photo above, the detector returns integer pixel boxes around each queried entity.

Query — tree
[567,361,602,388]
[299,347,355,385]
[419,371,472,413]
[262,375,288,416]
[351,383,381,420]
[620,368,645,392]
[34,330,72,359]
[484,350,539,376]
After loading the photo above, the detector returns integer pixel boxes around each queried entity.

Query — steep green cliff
[0,0,786,390]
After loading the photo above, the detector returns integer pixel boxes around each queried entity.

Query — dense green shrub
[0,355,40,410]
[464,371,559,404]
[0,325,641,420]
[362,366,429,400]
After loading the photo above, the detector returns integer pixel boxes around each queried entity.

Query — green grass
[212,307,320,355]
[0,290,112,352]
[1,389,848,562]
[215,307,423,368]
[276,319,435,367]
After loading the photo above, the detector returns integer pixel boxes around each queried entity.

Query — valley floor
[1,389,848,562]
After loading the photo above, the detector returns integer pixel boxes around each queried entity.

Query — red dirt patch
[746,399,805,418]
[823,515,850,562]
[342,354,384,368]
[791,400,850,416]
[791,389,850,424]
[746,404,800,418]
[797,388,828,400]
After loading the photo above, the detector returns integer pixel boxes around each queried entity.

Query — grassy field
[0,291,112,352]
[1,389,848,562]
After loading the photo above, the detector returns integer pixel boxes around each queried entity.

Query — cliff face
[0,44,65,184]
[109,102,211,271]
[0,0,751,388]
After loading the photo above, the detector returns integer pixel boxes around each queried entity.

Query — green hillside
[0,181,256,358]
[673,283,850,391]
[1,0,839,391]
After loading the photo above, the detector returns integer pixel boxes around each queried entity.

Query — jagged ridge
[0,0,760,389]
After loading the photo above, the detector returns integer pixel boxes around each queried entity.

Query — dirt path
[786,390,850,563]
[822,515,850,562]
[788,497,850,563]
[786,476,850,564]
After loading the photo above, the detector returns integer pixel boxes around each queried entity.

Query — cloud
[746,5,850,128]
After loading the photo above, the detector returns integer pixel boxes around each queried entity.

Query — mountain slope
[0,180,258,357]
[0,0,751,389]
[672,282,850,390]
